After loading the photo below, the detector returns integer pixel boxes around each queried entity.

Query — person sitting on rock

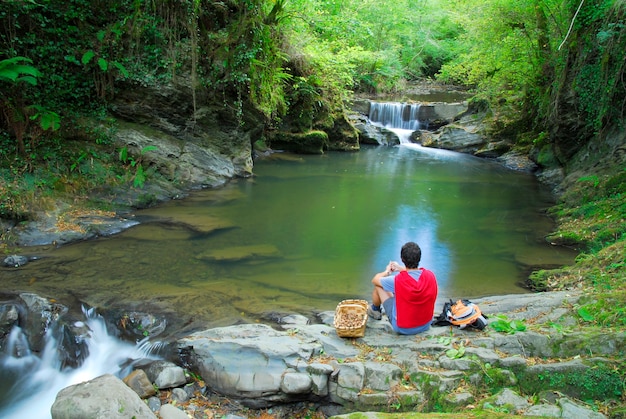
[367,241,438,334]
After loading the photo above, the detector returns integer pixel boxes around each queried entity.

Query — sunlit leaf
[97,58,108,71]
[578,307,595,322]
[111,61,129,78]
[81,50,95,65]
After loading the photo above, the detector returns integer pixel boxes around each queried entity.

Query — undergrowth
[528,169,626,329]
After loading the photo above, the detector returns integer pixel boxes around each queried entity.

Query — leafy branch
[0,57,60,158]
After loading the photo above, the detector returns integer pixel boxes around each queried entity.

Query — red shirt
[395,268,438,328]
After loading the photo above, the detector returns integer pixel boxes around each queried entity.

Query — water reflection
[2,145,577,333]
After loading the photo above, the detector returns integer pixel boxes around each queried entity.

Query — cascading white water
[0,307,161,419]
[368,101,422,144]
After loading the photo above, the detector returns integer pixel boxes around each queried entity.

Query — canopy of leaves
[283,0,463,94]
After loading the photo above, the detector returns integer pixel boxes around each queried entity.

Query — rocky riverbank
[1,289,622,419]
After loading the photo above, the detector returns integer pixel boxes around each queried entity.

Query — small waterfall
[368,101,422,144]
[0,306,162,419]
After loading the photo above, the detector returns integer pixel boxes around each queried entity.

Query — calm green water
[3,145,576,333]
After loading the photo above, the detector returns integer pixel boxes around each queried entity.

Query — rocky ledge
[43,291,624,418]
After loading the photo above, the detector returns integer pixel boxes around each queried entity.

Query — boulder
[177,323,325,407]
[420,124,487,153]
[352,119,400,146]
[51,374,157,419]
[267,130,330,154]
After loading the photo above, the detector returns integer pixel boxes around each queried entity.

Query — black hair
[400,242,421,269]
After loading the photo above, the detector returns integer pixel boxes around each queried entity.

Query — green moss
[536,144,558,167]
[484,367,517,392]
[577,364,624,401]
[268,130,329,154]
[518,362,624,401]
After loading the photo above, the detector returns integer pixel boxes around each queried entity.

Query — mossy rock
[516,359,623,401]
[267,130,329,154]
[196,244,281,262]
[137,207,236,234]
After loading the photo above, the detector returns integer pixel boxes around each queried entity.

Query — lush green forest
[1,0,624,166]
[1,0,625,325]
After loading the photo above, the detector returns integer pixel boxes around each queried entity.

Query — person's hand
[390,261,402,272]
[385,262,393,274]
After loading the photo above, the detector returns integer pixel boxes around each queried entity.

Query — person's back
[393,267,438,333]
[368,241,438,335]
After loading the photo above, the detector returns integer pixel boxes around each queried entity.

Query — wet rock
[279,314,310,327]
[18,293,68,353]
[0,303,19,333]
[56,320,91,369]
[116,311,167,341]
[475,140,512,158]
[51,374,157,419]
[537,166,566,191]
[2,255,28,268]
[352,120,401,146]
[136,210,236,234]
[420,124,487,153]
[267,130,330,154]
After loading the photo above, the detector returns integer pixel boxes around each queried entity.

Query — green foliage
[0,57,61,157]
[489,315,527,334]
[0,57,40,85]
[551,1,626,138]
[437,336,466,359]
[118,145,157,188]
[577,291,626,327]
[445,343,465,359]
[284,0,463,93]
[578,175,600,188]
[577,306,595,322]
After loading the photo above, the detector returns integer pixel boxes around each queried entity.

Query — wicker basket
[333,299,368,338]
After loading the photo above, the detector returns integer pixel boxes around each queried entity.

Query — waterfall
[0,306,162,419]
[368,101,422,144]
